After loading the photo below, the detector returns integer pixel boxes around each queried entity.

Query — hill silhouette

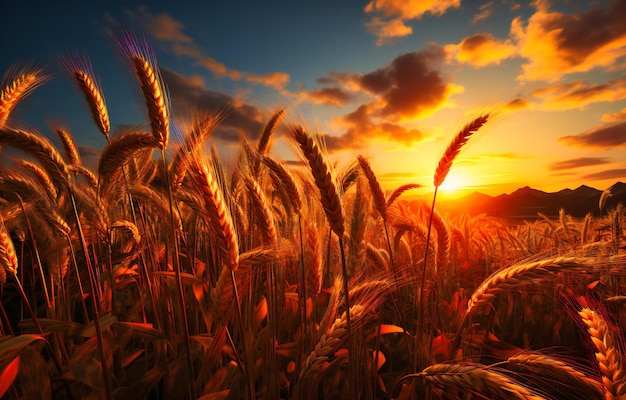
[440,182,626,219]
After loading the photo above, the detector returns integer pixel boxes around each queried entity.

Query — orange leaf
[587,280,600,289]
[379,324,404,335]
[0,357,20,398]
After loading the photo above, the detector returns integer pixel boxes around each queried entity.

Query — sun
[439,172,466,193]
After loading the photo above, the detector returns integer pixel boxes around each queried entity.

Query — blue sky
[2,0,626,197]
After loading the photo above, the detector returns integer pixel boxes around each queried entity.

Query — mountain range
[439,182,626,220]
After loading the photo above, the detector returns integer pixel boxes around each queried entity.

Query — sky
[1,0,626,199]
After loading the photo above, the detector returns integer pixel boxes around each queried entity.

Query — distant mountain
[440,182,626,220]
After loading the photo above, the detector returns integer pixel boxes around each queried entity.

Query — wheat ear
[0,67,47,124]
[244,175,276,245]
[578,307,626,399]
[132,55,169,149]
[292,126,344,236]
[397,363,543,400]
[0,216,18,286]
[55,128,81,166]
[357,155,387,220]
[97,130,159,181]
[467,256,597,315]
[72,70,110,137]
[507,352,604,397]
[190,162,239,270]
[434,114,489,187]
[0,127,70,189]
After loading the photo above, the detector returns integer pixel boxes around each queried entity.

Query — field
[0,36,625,400]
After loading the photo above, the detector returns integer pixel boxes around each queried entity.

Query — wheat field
[0,35,625,400]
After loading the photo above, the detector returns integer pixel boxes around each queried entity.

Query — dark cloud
[549,157,611,171]
[559,122,626,148]
[325,103,426,151]
[358,46,455,118]
[306,87,354,107]
[582,169,626,181]
[161,68,264,142]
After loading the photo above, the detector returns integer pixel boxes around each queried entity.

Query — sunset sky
[2,0,626,198]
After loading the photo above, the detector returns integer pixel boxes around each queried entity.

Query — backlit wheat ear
[386,183,421,209]
[578,307,626,399]
[406,363,542,400]
[0,126,71,189]
[357,155,386,220]
[190,161,239,271]
[262,155,302,214]
[0,67,47,125]
[292,126,344,236]
[467,257,596,315]
[61,54,111,138]
[244,176,277,245]
[0,216,18,286]
[434,114,489,187]
[507,352,604,397]
[97,130,159,182]
[55,128,81,166]
[299,304,365,382]
[132,55,169,149]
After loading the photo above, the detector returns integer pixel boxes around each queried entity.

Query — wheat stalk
[578,307,626,399]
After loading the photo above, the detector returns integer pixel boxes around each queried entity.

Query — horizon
[1,0,626,197]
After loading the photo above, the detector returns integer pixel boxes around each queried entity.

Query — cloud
[364,0,460,44]
[127,7,289,89]
[602,107,626,122]
[305,87,354,107]
[324,103,427,151]
[365,17,413,46]
[582,168,626,181]
[559,122,626,148]
[472,2,494,24]
[531,78,626,110]
[314,46,460,150]
[161,68,264,142]
[503,98,531,111]
[549,157,611,170]
[446,33,517,67]
[511,0,626,81]
[355,46,462,119]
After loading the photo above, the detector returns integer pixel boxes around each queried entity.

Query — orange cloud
[602,107,626,122]
[364,0,460,44]
[472,2,494,24]
[582,169,626,181]
[447,33,517,67]
[511,0,626,81]
[531,79,626,110]
[559,122,626,149]
[549,157,611,171]
[245,72,290,90]
[305,87,354,107]
[365,17,413,45]
[315,46,461,150]
[325,104,427,150]
[128,7,289,88]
